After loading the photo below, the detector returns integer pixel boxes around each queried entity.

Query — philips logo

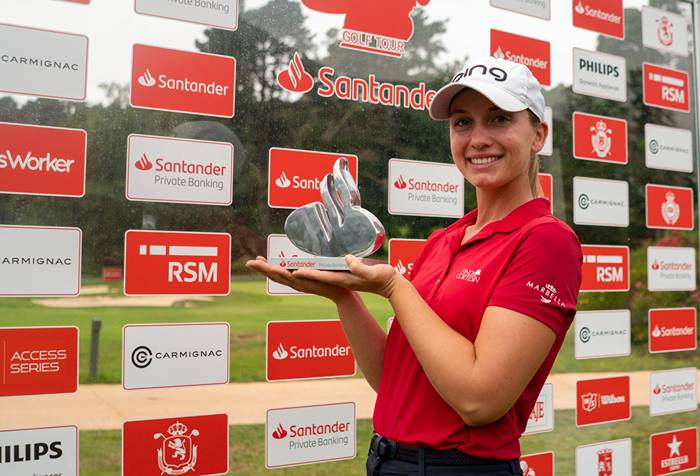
[578,58,619,77]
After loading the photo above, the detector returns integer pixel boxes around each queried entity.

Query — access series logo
[490,29,550,85]
[573,0,624,39]
[275,52,436,111]
[301,0,429,58]
[131,44,236,117]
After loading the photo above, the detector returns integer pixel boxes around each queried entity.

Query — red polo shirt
[373,198,582,459]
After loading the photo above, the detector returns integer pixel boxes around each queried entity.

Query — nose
[469,121,493,150]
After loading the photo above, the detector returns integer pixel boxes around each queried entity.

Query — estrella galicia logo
[579,326,591,343]
[131,345,153,368]
[649,139,660,154]
[578,193,590,209]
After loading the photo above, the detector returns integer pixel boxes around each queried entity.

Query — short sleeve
[487,223,583,335]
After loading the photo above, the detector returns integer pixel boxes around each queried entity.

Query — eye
[451,117,471,129]
[491,114,510,124]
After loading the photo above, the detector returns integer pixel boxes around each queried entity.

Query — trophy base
[267,256,349,270]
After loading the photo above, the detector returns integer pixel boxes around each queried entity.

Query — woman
[247,57,582,476]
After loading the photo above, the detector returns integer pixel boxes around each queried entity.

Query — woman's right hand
[245,256,352,303]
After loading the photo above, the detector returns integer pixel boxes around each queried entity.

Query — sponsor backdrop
[0,0,698,475]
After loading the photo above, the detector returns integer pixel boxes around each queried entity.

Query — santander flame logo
[651,260,660,271]
[138,69,156,87]
[653,384,662,395]
[272,343,289,360]
[275,171,291,188]
[394,175,407,189]
[276,53,314,93]
[271,423,288,439]
[394,259,407,275]
[135,154,153,171]
[575,1,585,15]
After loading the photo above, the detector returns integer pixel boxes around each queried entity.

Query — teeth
[470,156,500,165]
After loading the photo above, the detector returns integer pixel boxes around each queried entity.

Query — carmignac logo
[649,139,660,154]
[579,326,591,343]
[578,193,590,209]
[131,345,153,368]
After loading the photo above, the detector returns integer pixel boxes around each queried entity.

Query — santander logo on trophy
[268,158,385,270]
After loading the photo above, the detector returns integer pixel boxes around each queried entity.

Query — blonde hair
[527,110,543,198]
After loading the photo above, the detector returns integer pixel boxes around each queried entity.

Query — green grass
[0,278,697,384]
[80,409,695,475]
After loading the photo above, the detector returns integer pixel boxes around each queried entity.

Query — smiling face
[448,88,547,195]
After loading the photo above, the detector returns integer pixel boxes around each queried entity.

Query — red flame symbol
[276,52,314,93]
[278,250,287,267]
[394,175,407,189]
[651,260,660,271]
[272,423,288,439]
[653,385,662,395]
[135,154,153,171]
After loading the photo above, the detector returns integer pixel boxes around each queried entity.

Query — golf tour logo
[642,6,688,57]
[643,63,690,112]
[650,427,698,475]
[154,421,198,475]
[572,48,626,102]
[490,29,550,85]
[645,185,693,230]
[275,52,436,111]
[649,308,697,354]
[301,0,430,58]
[576,376,630,426]
[573,112,627,164]
[573,0,624,39]
[135,0,239,31]
[0,426,78,475]
[576,438,632,476]
[650,368,697,416]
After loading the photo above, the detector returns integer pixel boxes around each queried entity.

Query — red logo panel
[123,414,228,476]
[490,29,550,85]
[0,122,86,197]
[650,427,698,476]
[124,230,231,296]
[649,308,697,353]
[266,320,355,381]
[268,148,358,209]
[581,245,629,292]
[573,112,627,164]
[520,452,554,476]
[388,239,426,279]
[646,185,694,230]
[573,0,625,39]
[131,44,236,117]
[576,376,630,426]
[643,63,690,112]
[0,327,78,397]
[538,173,553,212]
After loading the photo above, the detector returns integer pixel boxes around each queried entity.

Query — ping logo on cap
[452,64,508,83]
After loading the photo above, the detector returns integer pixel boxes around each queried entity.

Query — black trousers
[366,446,523,476]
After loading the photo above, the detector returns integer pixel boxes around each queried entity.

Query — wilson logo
[276,53,314,93]
[135,154,153,170]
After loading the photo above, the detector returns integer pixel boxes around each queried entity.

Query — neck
[473,175,535,228]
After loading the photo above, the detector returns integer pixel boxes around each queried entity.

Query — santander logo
[271,423,288,439]
[275,171,291,189]
[272,343,289,360]
[394,259,407,275]
[394,176,407,189]
[276,53,314,93]
[135,154,153,171]
[138,69,156,87]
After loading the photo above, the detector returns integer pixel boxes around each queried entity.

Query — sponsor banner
[647,247,696,292]
[0,23,88,101]
[126,134,233,206]
[0,122,87,197]
[388,158,464,218]
[388,239,426,279]
[576,375,630,427]
[573,177,628,227]
[576,438,632,476]
[575,310,630,359]
[123,414,228,476]
[646,184,694,230]
[650,368,697,416]
[538,173,553,212]
[573,0,624,39]
[572,112,627,164]
[131,44,236,117]
[490,0,550,20]
[266,320,355,382]
[541,106,553,156]
[643,63,689,112]
[642,6,689,57]
[268,148,358,209]
[123,323,229,390]
[0,225,81,297]
[490,29,551,86]
[650,427,698,476]
[0,327,78,397]
[572,48,627,102]
[266,234,314,295]
[102,266,123,282]
[135,0,239,31]
[266,402,355,468]
[123,230,231,296]
[276,52,437,111]
[649,308,697,354]
[581,245,629,292]
[0,425,78,475]
[524,383,554,435]
[645,124,693,173]
[520,451,554,476]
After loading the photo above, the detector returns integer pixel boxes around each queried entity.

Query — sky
[3,0,653,104]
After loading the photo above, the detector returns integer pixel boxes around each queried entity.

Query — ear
[531,121,549,154]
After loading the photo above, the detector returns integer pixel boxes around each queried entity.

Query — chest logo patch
[456,268,481,283]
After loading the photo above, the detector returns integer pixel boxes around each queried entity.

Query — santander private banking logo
[301,0,429,57]
[275,52,436,111]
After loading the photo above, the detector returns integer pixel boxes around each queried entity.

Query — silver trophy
[268,157,386,270]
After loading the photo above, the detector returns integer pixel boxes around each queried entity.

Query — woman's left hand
[292,255,406,298]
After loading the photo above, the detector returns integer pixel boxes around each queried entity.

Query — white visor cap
[429,57,545,122]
